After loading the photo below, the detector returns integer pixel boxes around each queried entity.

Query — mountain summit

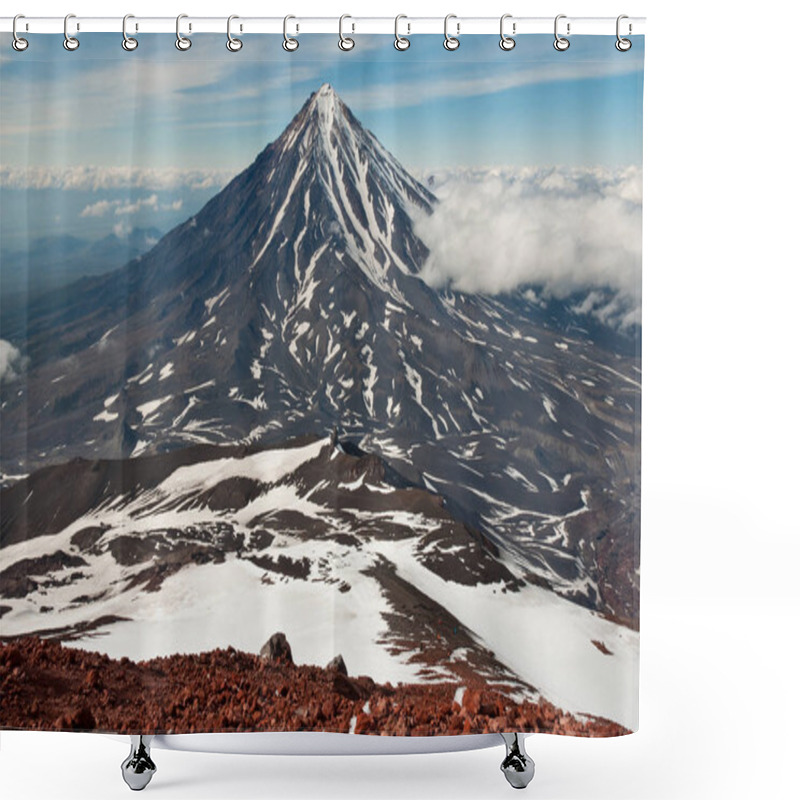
[279,83,432,219]
[239,83,436,290]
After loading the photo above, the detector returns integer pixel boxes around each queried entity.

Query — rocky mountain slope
[0,85,640,728]
[0,85,639,628]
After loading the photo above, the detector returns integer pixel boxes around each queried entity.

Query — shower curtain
[0,28,643,738]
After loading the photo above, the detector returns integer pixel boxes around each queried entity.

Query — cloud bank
[80,194,184,219]
[415,166,642,328]
[0,166,235,192]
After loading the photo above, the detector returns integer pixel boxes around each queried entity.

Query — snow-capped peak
[303,83,344,134]
[278,83,349,153]
[248,84,436,288]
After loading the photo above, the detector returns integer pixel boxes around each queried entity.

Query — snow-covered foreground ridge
[0,435,638,730]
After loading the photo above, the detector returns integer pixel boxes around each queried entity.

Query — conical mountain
[1,84,480,463]
[131,82,436,301]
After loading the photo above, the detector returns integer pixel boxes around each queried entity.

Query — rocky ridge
[0,636,629,738]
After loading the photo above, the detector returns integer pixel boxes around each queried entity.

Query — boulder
[326,654,348,675]
[259,632,293,665]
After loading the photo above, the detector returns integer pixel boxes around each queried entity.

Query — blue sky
[1,32,643,169]
[0,32,643,251]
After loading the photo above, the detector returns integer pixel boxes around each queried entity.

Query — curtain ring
[12,14,29,52]
[227,15,243,51]
[499,14,515,51]
[339,14,355,51]
[615,14,632,51]
[554,14,570,51]
[122,14,138,51]
[175,14,192,51]
[443,14,460,51]
[63,13,80,51]
[394,14,410,51]
[283,15,299,51]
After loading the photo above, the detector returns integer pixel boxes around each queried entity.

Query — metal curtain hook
[339,14,355,51]
[616,14,632,51]
[12,14,29,51]
[554,14,570,51]
[122,14,138,51]
[394,14,410,51]
[63,13,79,51]
[499,14,516,51]
[176,14,192,50]
[283,15,299,51]
[444,14,460,51]
[227,15,243,51]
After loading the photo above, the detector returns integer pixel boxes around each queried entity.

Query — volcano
[2,84,509,460]
[0,83,640,695]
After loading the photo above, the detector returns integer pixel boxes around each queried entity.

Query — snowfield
[0,436,638,730]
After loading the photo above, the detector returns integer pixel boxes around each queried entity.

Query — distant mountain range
[0,227,162,297]
[0,85,640,727]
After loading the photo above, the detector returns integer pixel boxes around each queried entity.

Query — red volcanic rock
[591,640,613,655]
[1,646,23,668]
[330,671,364,701]
[56,705,96,731]
[0,636,630,738]
[460,688,482,716]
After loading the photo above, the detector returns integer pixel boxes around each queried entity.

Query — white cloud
[115,193,159,216]
[1,166,236,192]
[113,221,132,239]
[79,199,115,218]
[0,340,24,383]
[415,165,642,327]
[78,193,186,219]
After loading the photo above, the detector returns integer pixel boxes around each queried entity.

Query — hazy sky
[1,32,643,171]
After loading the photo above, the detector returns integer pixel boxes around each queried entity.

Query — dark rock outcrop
[326,654,348,675]
[260,632,293,665]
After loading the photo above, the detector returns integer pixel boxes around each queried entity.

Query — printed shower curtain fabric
[0,31,643,737]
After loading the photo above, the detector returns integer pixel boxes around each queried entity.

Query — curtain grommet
[444,14,460,51]
[499,14,516,51]
[226,15,243,52]
[338,14,355,51]
[63,13,80,51]
[615,15,632,51]
[12,15,29,51]
[283,15,299,51]
[175,14,192,51]
[394,15,410,51]
[554,14,570,51]
[121,14,138,51]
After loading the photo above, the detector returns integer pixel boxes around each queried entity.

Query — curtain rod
[1,16,646,36]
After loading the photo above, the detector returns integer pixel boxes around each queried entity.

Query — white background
[2,1,799,798]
